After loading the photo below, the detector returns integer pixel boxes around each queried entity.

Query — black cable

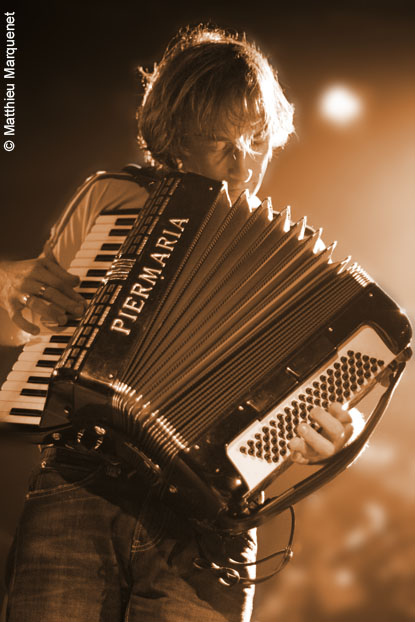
[193,505,295,586]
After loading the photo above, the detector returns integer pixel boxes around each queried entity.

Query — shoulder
[77,166,160,212]
[52,165,160,239]
[49,166,160,269]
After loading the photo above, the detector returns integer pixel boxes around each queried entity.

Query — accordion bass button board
[4,172,411,531]
[227,324,394,490]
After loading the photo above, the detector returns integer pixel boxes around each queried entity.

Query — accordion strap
[121,163,161,192]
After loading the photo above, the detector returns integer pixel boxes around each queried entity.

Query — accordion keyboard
[0,212,139,429]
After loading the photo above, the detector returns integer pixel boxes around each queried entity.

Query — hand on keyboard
[0,241,87,336]
[289,402,354,464]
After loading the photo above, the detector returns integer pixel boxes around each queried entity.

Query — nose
[229,149,252,184]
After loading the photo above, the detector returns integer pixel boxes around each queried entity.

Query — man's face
[180,128,272,204]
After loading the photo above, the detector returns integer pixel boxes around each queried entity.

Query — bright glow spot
[334,567,355,586]
[345,407,365,441]
[319,85,363,125]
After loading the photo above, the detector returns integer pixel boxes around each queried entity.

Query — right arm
[0,172,150,347]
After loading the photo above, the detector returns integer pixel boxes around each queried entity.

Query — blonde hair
[137,25,294,170]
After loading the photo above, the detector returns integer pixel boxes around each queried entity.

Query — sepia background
[1,1,414,620]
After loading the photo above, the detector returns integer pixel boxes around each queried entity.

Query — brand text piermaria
[110,217,189,336]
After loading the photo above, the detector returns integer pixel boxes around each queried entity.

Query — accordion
[39,172,411,532]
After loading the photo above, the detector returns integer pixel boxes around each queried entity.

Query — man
[0,25,352,621]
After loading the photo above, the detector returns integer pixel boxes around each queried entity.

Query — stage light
[319,85,363,125]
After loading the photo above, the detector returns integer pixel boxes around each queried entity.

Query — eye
[252,133,268,147]
[208,140,231,154]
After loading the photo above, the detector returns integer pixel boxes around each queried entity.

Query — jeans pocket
[131,491,173,551]
[25,446,103,499]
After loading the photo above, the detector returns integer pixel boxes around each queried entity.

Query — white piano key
[80,233,127,243]
[80,240,121,251]
[22,333,53,344]
[94,215,120,224]
[75,249,118,259]
[18,352,61,363]
[70,267,105,278]
[12,360,57,372]
[0,390,47,406]
[94,213,139,223]
[0,397,44,411]
[70,258,113,268]
[1,380,49,392]
[89,223,132,234]
[89,223,120,232]
[0,409,42,425]
[86,235,126,244]
[22,341,65,354]
[6,370,52,382]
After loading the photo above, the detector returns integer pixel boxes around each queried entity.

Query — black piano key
[81,293,94,300]
[87,269,107,277]
[21,388,48,397]
[100,243,121,251]
[36,360,56,368]
[94,254,116,262]
[109,229,130,237]
[114,218,136,226]
[28,376,51,384]
[10,407,43,416]
[80,280,102,289]
[50,335,71,343]
[43,347,64,356]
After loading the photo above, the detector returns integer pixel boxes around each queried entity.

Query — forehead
[186,87,266,140]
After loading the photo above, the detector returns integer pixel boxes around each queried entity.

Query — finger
[9,299,40,336]
[41,319,69,332]
[288,436,308,454]
[327,403,354,445]
[288,438,312,463]
[22,272,86,312]
[290,451,310,465]
[296,422,335,458]
[309,407,346,444]
[288,435,319,463]
[29,264,84,305]
[23,295,67,326]
[42,242,80,286]
[30,283,85,317]
[328,402,353,424]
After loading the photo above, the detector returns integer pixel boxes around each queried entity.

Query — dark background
[1,1,414,620]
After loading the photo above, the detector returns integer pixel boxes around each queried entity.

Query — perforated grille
[236,350,385,465]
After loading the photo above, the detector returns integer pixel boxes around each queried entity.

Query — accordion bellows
[42,173,411,531]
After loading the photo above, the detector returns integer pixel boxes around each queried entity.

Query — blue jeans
[6,446,256,621]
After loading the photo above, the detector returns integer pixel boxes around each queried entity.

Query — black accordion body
[36,172,411,532]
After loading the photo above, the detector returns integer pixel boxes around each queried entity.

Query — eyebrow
[196,132,265,143]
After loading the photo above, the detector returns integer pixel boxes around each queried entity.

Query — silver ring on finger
[21,293,32,307]
[38,284,47,298]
